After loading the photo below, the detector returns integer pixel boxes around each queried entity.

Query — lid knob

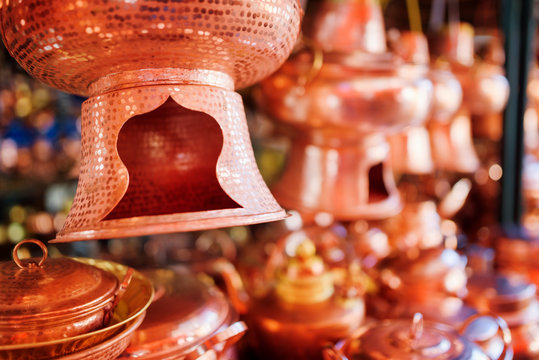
[410,313,424,347]
[276,239,334,304]
[12,239,48,269]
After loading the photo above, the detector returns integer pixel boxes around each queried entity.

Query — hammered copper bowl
[257,52,433,135]
[0,0,302,95]
[0,258,153,360]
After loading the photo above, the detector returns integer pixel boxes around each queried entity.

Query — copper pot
[466,273,539,359]
[226,235,365,360]
[118,268,246,360]
[323,313,513,360]
[0,239,133,346]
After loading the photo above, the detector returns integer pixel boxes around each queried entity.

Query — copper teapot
[223,235,365,360]
[323,313,513,360]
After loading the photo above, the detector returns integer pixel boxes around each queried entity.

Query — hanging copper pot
[0,0,303,242]
[224,234,365,360]
[0,239,131,345]
[323,313,513,360]
[256,0,432,220]
[466,273,539,359]
[118,268,246,360]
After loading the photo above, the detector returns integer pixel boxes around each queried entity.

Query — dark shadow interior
[105,97,240,220]
[368,162,389,202]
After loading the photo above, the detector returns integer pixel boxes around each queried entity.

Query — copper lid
[0,239,117,321]
[122,268,235,358]
[342,314,478,359]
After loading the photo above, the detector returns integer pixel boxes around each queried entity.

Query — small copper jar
[0,239,128,345]
[230,236,365,360]
[371,247,476,327]
[118,268,246,360]
[466,273,539,359]
[323,313,513,360]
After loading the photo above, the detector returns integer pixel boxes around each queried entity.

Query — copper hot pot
[0,239,133,346]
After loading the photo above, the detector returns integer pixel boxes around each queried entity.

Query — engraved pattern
[55,85,284,242]
[0,0,302,95]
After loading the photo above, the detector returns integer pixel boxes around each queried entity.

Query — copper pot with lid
[0,239,133,346]
[323,313,513,360]
[118,268,246,360]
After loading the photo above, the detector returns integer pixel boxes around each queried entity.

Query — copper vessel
[0,239,128,345]
[118,268,246,360]
[0,247,154,360]
[387,31,462,175]
[466,273,539,359]
[228,235,365,360]
[256,0,432,220]
[0,0,303,242]
[323,313,513,360]
[370,246,476,327]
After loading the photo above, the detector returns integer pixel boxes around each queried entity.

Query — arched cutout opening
[105,97,241,220]
[368,162,389,203]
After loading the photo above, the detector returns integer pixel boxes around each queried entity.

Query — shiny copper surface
[429,108,480,173]
[0,240,118,345]
[307,0,386,54]
[1,0,303,242]
[119,268,245,359]
[466,273,539,359]
[0,258,153,360]
[255,0,432,220]
[0,1,301,95]
[324,313,513,360]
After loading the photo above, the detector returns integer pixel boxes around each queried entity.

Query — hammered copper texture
[57,314,145,360]
[0,0,302,95]
[54,86,285,242]
[0,256,118,345]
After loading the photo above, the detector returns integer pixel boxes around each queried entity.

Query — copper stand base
[54,71,286,242]
[272,133,401,220]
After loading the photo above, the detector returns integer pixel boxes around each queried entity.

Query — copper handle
[459,313,512,360]
[322,345,349,360]
[12,239,48,269]
[104,267,135,324]
[210,258,249,315]
[185,321,247,360]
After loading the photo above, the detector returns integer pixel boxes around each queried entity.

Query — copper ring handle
[12,239,48,269]
[297,37,324,87]
[460,313,512,360]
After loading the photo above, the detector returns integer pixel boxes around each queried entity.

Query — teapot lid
[0,239,118,321]
[342,314,478,359]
